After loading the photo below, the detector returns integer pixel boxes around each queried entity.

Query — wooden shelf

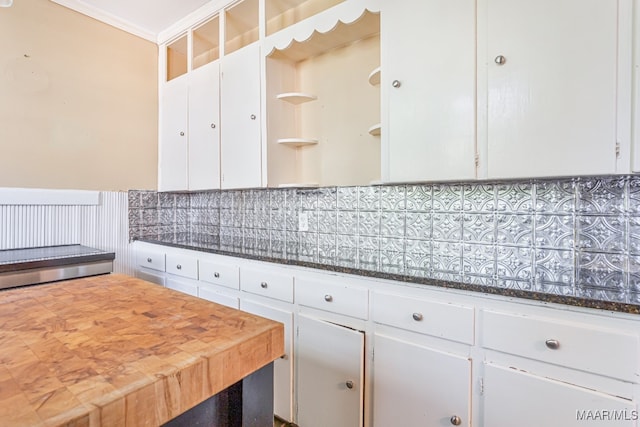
[277,92,318,104]
[368,123,381,136]
[368,67,380,86]
[277,138,319,147]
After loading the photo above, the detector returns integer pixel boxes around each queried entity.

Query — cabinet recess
[166,34,188,81]
[192,16,220,70]
[225,0,259,55]
[265,3,381,187]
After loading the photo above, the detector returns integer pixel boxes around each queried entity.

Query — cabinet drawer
[137,249,165,272]
[199,260,239,289]
[373,292,474,345]
[240,267,294,303]
[296,278,368,320]
[165,254,198,279]
[481,310,639,381]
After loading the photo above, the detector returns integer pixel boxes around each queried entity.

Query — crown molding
[50,0,157,42]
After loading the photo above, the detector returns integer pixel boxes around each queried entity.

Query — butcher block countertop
[0,274,284,427]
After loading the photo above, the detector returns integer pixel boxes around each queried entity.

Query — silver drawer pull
[545,339,560,350]
[345,380,354,389]
[450,415,462,426]
[146,257,152,263]
[260,282,268,289]
[214,272,220,278]
[324,294,333,302]
[176,264,182,270]
[280,354,288,360]
[412,312,423,321]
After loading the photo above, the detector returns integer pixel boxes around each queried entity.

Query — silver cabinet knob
[412,313,423,321]
[392,79,401,88]
[179,131,185,136]
[280,353,288,360]
[250,114,256,120]
[324,294,333,302]
[176,264,182,270]
[214,272,220,278]
[260,282,268,289]
[545,339,560,350]
[146,257,152,263]
[450,415,462,426]
[494,55,506,65]
[211,123,216,129]
[345,380,354,389]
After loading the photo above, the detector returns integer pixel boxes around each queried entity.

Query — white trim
[0,188,100,206]
[50,0,156,42]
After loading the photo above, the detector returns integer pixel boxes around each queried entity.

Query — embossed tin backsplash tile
[129,176,640,305]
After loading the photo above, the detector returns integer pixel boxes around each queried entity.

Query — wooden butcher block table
[0,274,284,426]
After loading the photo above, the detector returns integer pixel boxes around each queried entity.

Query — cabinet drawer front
[199,260,239,289]
[165,254,198,279]
[373,292,474,345]
[296,278,368,320]
[240,267,294,303]
[481,310,639,381]
[137,249,165,272]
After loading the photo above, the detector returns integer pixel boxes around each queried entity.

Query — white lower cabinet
[373,334,471,427]
[482,364,637,427]
[131,242,640,427]
[296,314,365,427]
[240,299,294,421]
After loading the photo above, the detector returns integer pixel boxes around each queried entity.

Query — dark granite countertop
[136,236,640,315]
[0,245,116,273]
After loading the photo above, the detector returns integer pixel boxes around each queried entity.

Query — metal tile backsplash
[129,176,640,305]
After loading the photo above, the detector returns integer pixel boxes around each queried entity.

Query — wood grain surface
[0,274,284,427]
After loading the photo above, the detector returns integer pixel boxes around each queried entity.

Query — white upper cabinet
[159,75,189,192]
[159,16,221,192]
[188,61,221,191]
[381,0,476,183]
[220,42,262,189]
[483,0,629,178]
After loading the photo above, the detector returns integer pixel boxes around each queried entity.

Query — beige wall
[0,0,158,191]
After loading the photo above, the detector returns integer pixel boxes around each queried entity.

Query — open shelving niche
[265,0,381,188]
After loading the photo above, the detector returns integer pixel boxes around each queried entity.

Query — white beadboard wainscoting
[0,190,134,275]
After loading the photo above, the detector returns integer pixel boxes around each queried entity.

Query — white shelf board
[368,123,381,136]
[277,138,319,147]
[277,182,319,188]
[368,67,380,86]
[276,92,318,104]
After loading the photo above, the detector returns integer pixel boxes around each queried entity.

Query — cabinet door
[159,75,188,191]
[482,364,637,427]
[220,43,262,189]
[297,315,364,427]
[486,0,618,178]
[373,334,471,427]
[241,300,294,421]
[165,277,198,297]
[382,0,476,182]
[188,61,221,190]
